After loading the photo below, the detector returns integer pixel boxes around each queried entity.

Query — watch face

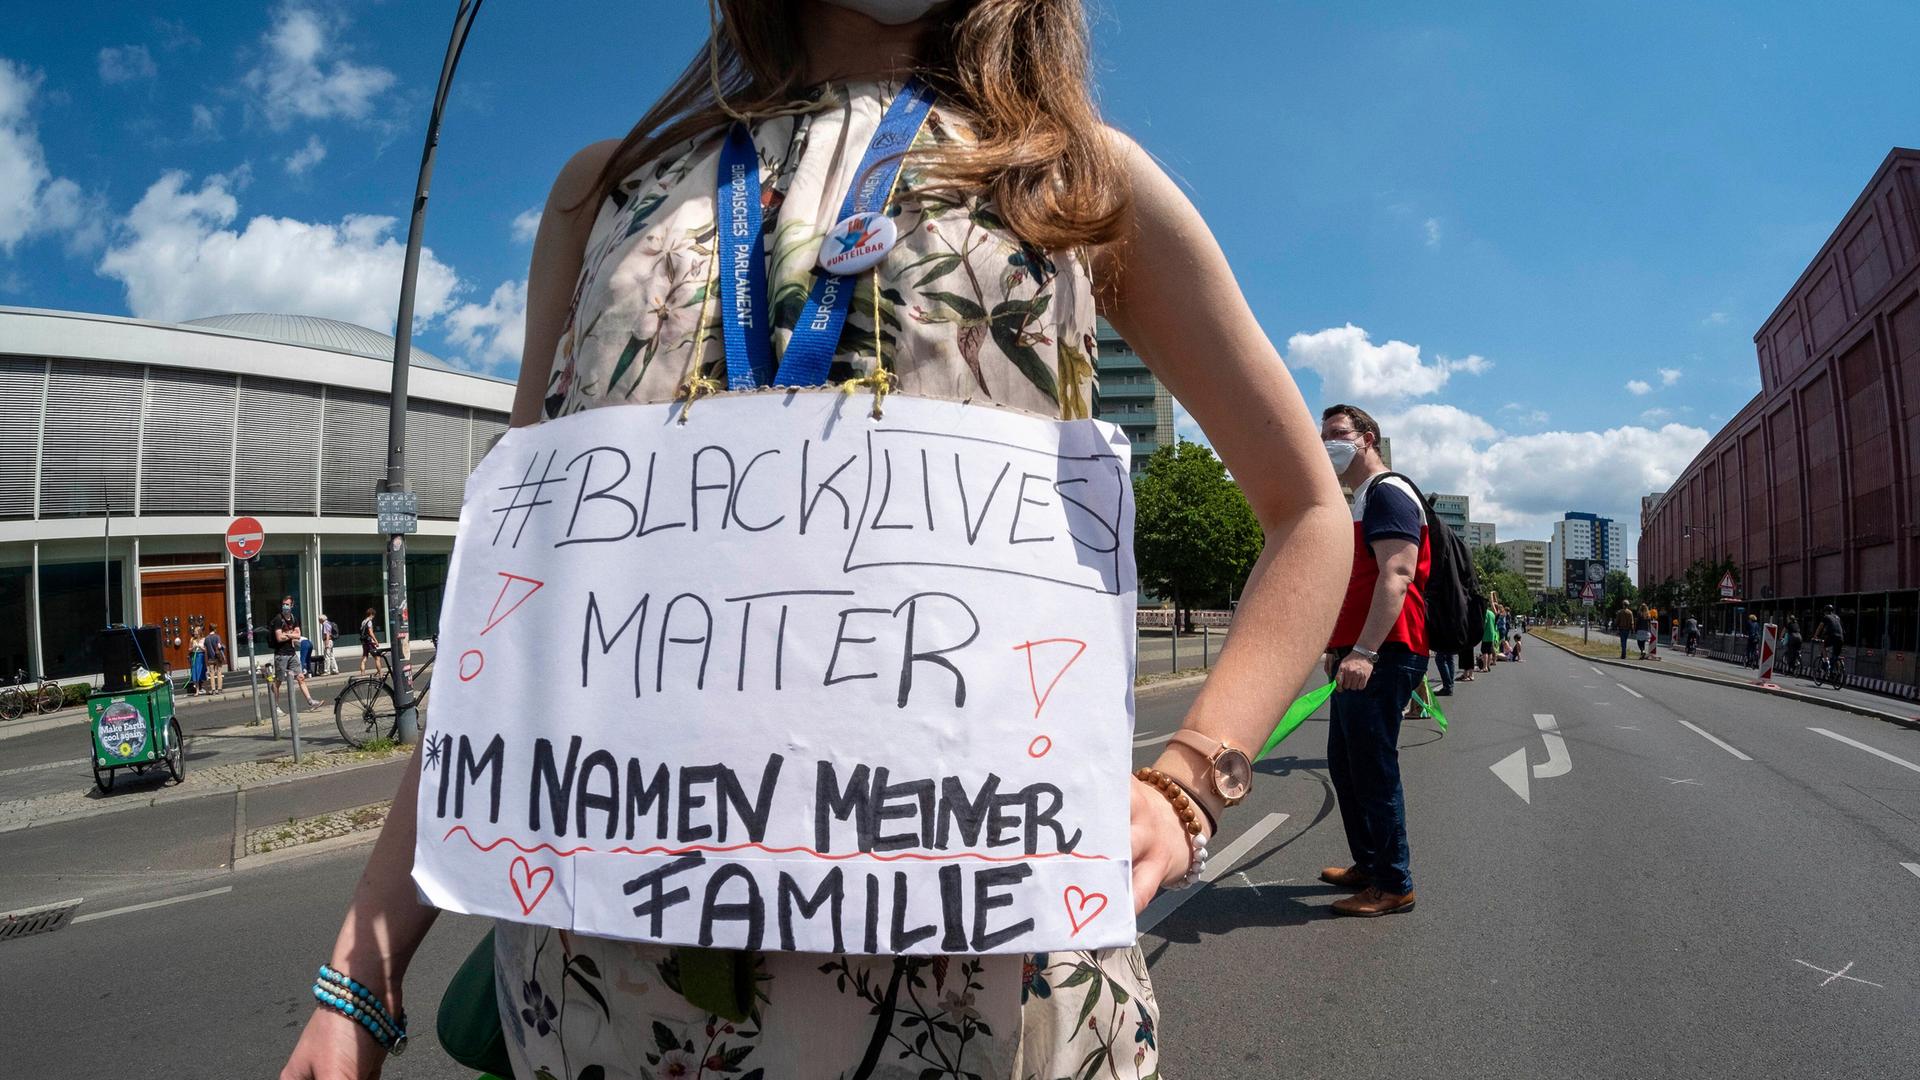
[1587,563,1606,583]
[1215,749,1253,803]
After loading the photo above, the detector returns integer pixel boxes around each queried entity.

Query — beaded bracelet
[313,964,408,1056]
[1134,767,1210,889]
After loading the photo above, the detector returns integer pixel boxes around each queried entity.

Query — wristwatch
[1168,730,1253,806]
[1349,644,1380,662]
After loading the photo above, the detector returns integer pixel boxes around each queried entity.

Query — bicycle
[0,669,65,720]
[334,640,437,748]
[1812,650,1848,690]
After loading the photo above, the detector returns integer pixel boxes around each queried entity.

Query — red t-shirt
[1329,473,1431,653]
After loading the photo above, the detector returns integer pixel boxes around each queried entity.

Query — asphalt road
[3,651,1917,1077]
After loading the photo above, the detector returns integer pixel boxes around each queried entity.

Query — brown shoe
[1332,886,1416,917]
[1319,865,1370,888]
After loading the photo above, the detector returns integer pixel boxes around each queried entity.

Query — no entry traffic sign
[225,516,265,560]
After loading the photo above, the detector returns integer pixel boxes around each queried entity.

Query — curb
[1135,672,1210,698]
[0,752,411,836]
[235,820,384,873]
[1527,631,1920,732]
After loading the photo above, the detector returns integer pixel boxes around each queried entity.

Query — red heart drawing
[1063,886,1108,936]
[509,856,554,915]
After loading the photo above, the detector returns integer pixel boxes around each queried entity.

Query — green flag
[1258,681,1335,759]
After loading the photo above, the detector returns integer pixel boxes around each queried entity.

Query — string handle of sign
[770,77,938,388]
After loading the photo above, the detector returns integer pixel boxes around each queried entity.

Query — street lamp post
[382,0,484,745]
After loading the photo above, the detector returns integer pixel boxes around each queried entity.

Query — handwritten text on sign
[412,393,1137,954]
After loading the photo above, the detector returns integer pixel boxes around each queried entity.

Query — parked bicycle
[0,669,65,720]
[333,640,436,748]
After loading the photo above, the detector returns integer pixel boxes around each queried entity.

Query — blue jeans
[1328,644,1426,894]
[1434,650,1455,692]
[1618,630,1630,658]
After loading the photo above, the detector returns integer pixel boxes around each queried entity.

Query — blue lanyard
[713,78,937,390]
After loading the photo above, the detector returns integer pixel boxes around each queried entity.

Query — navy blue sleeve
[1362,482,1423,545]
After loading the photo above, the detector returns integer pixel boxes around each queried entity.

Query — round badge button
[817,212,898,276]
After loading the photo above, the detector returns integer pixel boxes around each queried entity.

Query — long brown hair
[575,0,1128,252]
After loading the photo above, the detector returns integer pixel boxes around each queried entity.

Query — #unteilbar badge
[818,212,897,275]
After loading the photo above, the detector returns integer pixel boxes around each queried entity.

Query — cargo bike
[87,626,185,793]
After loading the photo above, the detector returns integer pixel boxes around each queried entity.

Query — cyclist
[1813,605,1846,680]
[1684,615,1701,656]
[1782,615,1803,674]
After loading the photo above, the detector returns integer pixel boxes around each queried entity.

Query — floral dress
[504,80,1157,1080]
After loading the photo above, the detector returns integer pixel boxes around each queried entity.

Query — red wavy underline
[441,824,1111,863]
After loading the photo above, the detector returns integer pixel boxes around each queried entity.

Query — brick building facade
[1640,148,1920,690]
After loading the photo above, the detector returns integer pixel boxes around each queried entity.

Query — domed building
[0,306,514,680]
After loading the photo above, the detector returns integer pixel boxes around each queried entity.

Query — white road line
[0,757,88,778]
[1676,719,1752,761]
[1532,713,1571,778]
[1900,862,1920,881]
[71,886,232,924]
[1589,665,1605,676]
[1808,728,1920,774]
[1137,811,1290,934]
[1617,683,1644,699]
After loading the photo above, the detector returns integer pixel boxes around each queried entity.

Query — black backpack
[1374,472,1481,654]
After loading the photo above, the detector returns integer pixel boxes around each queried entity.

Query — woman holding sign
[283,1,1348,1077]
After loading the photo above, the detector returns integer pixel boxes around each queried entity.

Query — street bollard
[1203,625,1211,668]
[266,665,280,739]
[286,669,302,763]
[1171,625,1179,674]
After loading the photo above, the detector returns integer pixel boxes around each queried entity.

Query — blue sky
[3,1,1917,548]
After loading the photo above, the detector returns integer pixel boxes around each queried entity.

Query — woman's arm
[282,138,617,1080]
[1094,133,1351,893]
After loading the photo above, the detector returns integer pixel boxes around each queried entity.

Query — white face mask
[1324,439,1359,473]
[819,0,948,24]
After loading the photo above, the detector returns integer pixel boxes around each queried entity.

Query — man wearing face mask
[270,595,320,709]
[1317,404,1430,917]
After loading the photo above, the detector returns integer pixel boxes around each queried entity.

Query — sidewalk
[1530,628,1920,730]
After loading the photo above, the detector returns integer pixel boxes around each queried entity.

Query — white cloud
[283,133,327,175]
[1423,217,1441,247]
[1625,379,1652,395]
[1640,407,1674,423]
[1703,311,1729,326]
[98,45,157,84]
[0,59,105,254]
[510,207,542,244]
[1659,367,1682,387]
[1501,402,1550,426]
[243,4,395,128]
[444,279,528,373]
[97,169,458,328]
[1378,403,1710,546]
[1286,323,1489,402]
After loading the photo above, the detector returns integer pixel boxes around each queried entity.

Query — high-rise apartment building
[1093,317,1175,473]
[1496,539,1550,594]
[1547,512,1626,591]
[1428,494,1470,534]
[1464,522,1497,549]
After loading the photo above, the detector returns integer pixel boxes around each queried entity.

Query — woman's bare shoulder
[548,138,625,214]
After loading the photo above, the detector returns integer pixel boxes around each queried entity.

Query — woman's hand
[279,1007,390,1080]
[1129,776,1194,914]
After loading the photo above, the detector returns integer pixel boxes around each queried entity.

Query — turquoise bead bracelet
[312,965,408,1055]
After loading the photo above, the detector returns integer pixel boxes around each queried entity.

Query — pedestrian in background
[298,626,316,677]
[358,607,382,673]
[1783,615,1803,673]
[1645,605,1660,660]
[319,613,339,675]
[205,625,226,693]
[272,596,320,709]
[1613,602,1635,659]
[1481,596,1500,671]
[1744,613,1761,667]
[1433,648,1456,696]
[187,626,207,695]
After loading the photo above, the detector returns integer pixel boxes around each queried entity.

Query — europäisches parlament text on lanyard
[711,77,937,407]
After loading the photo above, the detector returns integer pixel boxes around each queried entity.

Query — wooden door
[140,570,227,674]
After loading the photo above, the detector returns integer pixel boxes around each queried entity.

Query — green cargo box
[87,682,184,793]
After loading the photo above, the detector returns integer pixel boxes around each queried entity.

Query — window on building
[39,559,127,678]
[242,553,304,656]
[0,564,31,677]
[322,553,384,652]
[407,552,450,643]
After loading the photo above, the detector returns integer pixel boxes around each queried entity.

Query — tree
[1486,570,1535,616]
[1471,544,1509,585]
[1680,556,1737,613]
[1600,569,1638,614]
[1133,440,1264,631]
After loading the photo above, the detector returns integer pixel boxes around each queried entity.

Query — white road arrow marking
[1532,713,1572,778]
[1492,749,1531,803]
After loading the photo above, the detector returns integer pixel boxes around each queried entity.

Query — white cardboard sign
[413,392,1137,954]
